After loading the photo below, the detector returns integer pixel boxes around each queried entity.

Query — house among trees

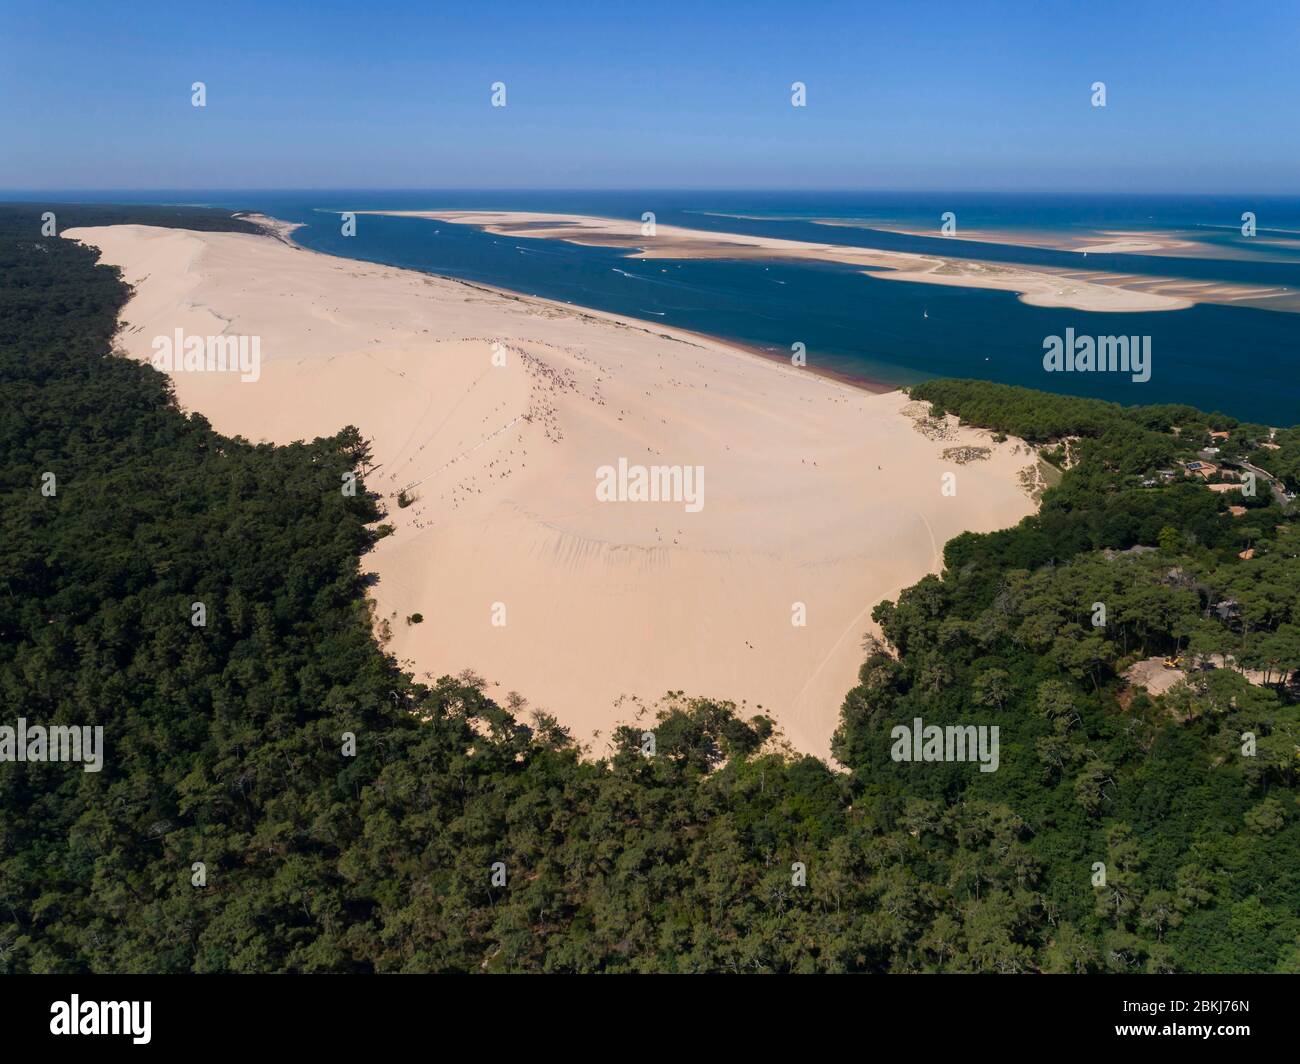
[1212,597,1241,621]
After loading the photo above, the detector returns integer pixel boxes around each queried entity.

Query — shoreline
[251,211,904,398]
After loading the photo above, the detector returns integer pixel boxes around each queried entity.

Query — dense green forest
[1,204,1297,973]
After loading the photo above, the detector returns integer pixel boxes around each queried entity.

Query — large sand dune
[67,222,1039,756]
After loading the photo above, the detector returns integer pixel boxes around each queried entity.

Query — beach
[67,221,1040,757]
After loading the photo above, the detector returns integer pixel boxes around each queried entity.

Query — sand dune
[66,222,1039,757]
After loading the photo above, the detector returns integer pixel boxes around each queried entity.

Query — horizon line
[4,186,1299,199]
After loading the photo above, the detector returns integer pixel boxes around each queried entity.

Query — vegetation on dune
[1,208,1297,973]
[0,201,268,236]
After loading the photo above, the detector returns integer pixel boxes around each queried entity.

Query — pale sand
[66,222,1039,757]
[854,221,1198,257]
[365,209,1192,312]
[1072,236,1172,255]
[824,221,1300,305]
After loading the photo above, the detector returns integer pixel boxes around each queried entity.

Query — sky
[3,0,1298,192]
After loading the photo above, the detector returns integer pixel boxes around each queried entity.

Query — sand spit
[368,209,1193,313]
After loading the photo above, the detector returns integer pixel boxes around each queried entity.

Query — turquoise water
[26,190,1300,423]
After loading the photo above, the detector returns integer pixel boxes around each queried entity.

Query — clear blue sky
[4,0,1297,191]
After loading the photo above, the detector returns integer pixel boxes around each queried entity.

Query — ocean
[23,189,1300,424]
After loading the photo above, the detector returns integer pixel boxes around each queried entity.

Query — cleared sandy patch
[67,222,1039,758]
[1124,656,1188,697]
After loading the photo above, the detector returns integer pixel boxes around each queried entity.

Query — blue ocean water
[22,189,1300,424]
